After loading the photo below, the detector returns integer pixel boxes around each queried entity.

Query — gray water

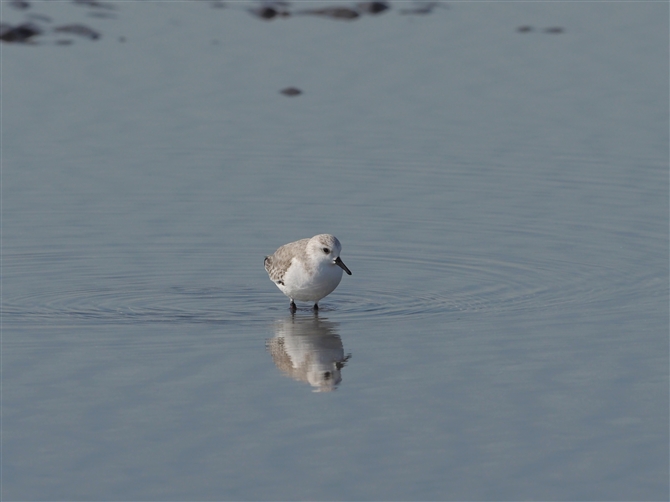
[3,1,668,500]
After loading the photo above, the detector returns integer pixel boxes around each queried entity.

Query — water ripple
[4,250,652,326]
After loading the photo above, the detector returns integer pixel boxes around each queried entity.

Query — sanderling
[264,234,352,311]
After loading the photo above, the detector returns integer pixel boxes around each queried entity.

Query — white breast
[280,258,344,302]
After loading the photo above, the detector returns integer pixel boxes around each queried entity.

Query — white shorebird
[264,234,352,311]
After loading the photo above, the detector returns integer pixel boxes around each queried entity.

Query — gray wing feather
[264,238,309,285]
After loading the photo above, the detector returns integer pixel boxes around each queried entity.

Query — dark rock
[249,6,289,19]
[72,0,115,10]
[280,87,302,96]
[54,24,101,40]
[9,0,30,10]
[297,6,360,19]
[399,1,443,15]
[0,22,41,43]
[356,1,389,14]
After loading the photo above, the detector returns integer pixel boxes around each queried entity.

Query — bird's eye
[322,247,330,254]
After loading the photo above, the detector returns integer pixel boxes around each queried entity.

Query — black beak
[335,256,352,275]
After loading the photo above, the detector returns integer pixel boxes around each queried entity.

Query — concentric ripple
[4,247,647,326]
[3,276,287,326]
[321,252,637,320]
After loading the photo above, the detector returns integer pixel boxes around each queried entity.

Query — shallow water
[3,1,668,500]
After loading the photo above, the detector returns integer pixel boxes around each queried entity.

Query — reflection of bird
[264,234,352,312]
[266,316,351,392]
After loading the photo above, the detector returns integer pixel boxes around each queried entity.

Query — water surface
[3,1,668,500]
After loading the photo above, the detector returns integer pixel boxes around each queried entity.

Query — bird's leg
[289,300,297,313]
[313,303,319,312]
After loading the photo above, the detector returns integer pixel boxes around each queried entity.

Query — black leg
[290,301,297,313]
[313,303,319,311]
